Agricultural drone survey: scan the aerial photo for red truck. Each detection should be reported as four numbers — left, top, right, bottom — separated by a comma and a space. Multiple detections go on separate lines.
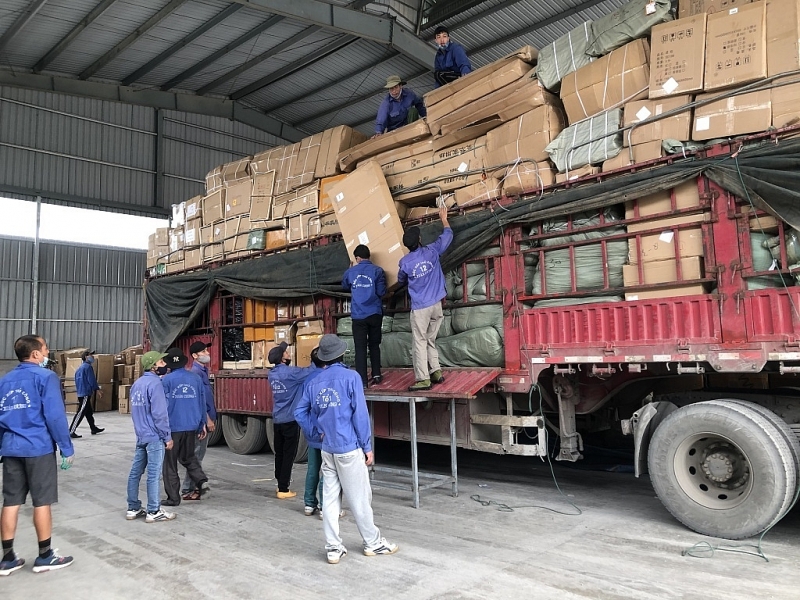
145, 128, 800, 541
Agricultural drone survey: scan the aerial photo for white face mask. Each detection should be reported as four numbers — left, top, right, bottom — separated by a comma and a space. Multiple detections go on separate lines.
196, 354, 211, 365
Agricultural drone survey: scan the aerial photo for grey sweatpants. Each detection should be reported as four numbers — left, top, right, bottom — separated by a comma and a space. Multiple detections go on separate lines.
410, 302, 444, 382
321, 448, 381, 551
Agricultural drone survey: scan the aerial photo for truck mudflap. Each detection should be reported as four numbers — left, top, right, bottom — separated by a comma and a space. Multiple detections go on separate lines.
623, 401, 678, 478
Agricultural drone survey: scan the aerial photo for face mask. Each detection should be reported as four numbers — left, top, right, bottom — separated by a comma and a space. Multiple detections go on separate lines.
155, 365, 169, 376
196, 355, 211, 365
38, 357, 50, 368
283, 359, 292, 366
86, 356, 94, 364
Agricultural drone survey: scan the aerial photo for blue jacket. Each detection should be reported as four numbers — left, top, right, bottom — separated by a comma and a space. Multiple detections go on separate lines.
162, 369, 206, 434
293, 365, 323, 450
269, 363, 315, 425
0, 363, 74, 458
190, 361, 216, 421
130, 372, 171, 444
75, 361, 100, 397
398, 227, 453, 310
295, 363, 371, 455
375, 88, 427, 134
342, 259, 387, 320
434, 41, 472, 87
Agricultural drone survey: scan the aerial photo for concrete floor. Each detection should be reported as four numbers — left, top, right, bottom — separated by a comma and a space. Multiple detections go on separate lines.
1, 413, 799, 599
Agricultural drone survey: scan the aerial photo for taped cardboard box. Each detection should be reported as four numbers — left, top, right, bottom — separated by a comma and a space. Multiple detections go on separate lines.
296, 334, 324, 367
244, 326, 275, 343
251, 341, 267, 368
623, 95, 693, 145
146, 247, 169, 269
624, 284, 707, 300
309, 212, 341, 236
454, 178, 502, 207
499, 162, 557, 196
560, 38, 651, 123
319, 174, 348, 213
184, 219, 202, 247
221, 157, 250, 182
623, 256, 704, 286
704, 2, 767, 91
202, 244, 223, 262
556, 165, 601, 183
771, 81, 800, 128
338, 120, 430, 172
154, 227, 169, 247
386, 152, 486, 204
267, 228, 288, 250
602, 151, 634, 171
317, 125, 368, 178
679, 0, 754, 17
288, 133, 323, 190
537, 22, 595, 91
185, 195, 203, 222
202, 190, 224, 226
250, 195, 272, 222
205, 165, 222, 193
274, 142, 301, 196
484, 105, 566, 169
92, 354, 115, 384
287, 212, 319, 242
767, 0, 800, 76
275, 325, 295, 345
371, 138, 437, 168
297, 319, 324, 336
184, 248, 202, 269
625, 181, 702, 218
166, 260, 184, 274
631, 140, 665, 162
649, 14, 707, 99
280, 184, 319, 217
628, 213, 707, 263
383, 137, 488, 178
224, 178, 252, 217
692, 89, 771, 140
253, 170, 275, 198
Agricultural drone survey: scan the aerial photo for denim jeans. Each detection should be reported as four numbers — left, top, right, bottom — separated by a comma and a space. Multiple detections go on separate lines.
304, 447, 324, 509
127, 440, 165, 513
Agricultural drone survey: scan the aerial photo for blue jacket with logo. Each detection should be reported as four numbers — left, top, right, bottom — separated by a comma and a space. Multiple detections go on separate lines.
0, 362, 74, 458
434, 41, 472, 87
398, 227, 453, 310
342, 259, 387, 320
375, 88, 427, 134
162, 368, 206, 434
190, 361, 216, 421
75, 361, 100, 397
269, 363, 315, 424
293, 365, 323, 449
295, 363, 371, 455
130, 371, 171, 444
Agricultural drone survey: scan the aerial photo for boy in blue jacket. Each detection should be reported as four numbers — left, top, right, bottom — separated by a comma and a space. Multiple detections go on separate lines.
0, 335, 75, 575
161, 348, 208, 505
342, 244, 387, 388
295, 334, 398, 565
69, 350, 104, 438
433, 25, 472, 87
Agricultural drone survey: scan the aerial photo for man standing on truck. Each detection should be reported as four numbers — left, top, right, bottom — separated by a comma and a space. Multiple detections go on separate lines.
69, 350, 104, 438
126, 350, 176, 523
182, 341, 216, 499
342, 244, 387, 388
374, 75, 427, 136
399, 205, 453, 391
295, 334, 398, 564
0, 335, 75, 576
433, 26, 472, 88
161, 348, 209, 506
268, 342, 314, 499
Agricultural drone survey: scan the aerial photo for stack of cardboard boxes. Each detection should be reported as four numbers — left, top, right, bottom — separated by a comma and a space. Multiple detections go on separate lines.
54, 349, 116, 414
116, 345, 143, 414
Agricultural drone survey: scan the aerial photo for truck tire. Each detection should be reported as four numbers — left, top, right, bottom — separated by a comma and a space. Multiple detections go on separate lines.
206, 418, 224, 447
221, 415, 267, 455
648, 399, 797, 539
266, 418, 309, 463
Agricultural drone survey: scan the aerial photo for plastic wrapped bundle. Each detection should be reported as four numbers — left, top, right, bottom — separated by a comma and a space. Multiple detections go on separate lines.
536, 207, 625, 246
748, 232, 787, 290
537, 22, 594, 91
532, 240, 628, 294
391, 312, 412, 333
436, 327, 504, 368
337, 317, 353, 335
545, 109, 623, 172
450, 304, 504, 337
587, 0, 673, 57
380, 332, 413, 367
532, 296, 624, 308
336, 336, 358, 367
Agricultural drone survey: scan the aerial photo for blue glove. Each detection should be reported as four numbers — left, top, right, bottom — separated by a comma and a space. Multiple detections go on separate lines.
60, 454, 74, 470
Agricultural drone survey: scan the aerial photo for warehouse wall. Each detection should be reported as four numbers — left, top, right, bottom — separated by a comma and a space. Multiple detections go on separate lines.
0, 236, 146, 360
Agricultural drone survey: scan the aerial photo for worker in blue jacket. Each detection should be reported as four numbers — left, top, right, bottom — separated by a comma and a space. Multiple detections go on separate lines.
126, 350, 176, 524
182, 341, 216, 497
295, 334, 398, 565
161, 348, 208, 505
374, 75, 427, 136
295, 348, 324, 517
433, 25, 472, 87
0, 335, 75, 576
69, 350, 104, 438
268, 342, 315, 499
398, 205, 453, 391
342, 244, 387, 388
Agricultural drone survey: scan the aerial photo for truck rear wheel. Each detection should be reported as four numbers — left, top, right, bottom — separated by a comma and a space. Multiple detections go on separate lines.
266, 418, 309, 463
221, 415, 267, 455
648, 399, 797, 539
206, 418, 224, 447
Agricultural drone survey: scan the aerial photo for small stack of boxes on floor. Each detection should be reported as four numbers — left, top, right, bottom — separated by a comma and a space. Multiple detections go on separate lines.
53, 348, 116, 414
116, 345, 143, 414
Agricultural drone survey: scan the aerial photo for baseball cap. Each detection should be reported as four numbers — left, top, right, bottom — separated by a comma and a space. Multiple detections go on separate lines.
268, 342, 288, 366
80, 350, 96, 361
165, 347, 188, 369
189, 341, 212, 355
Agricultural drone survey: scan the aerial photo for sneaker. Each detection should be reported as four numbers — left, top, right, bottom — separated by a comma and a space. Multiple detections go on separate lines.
370, 375, 383, 386
91, 428, 104, 435
146, 509, 176, 523
32, 550, 74, 573
69, 433, 82, 439
326, 547, 347, 564
304, 505, 318, 516
319, 509, 346, 520
276, 490, 297, 499
363, 538, 399, 556
125, 508, 147, 520
408, 379, 432, 391
431, 370, 445, 384
0, 555, 24, 576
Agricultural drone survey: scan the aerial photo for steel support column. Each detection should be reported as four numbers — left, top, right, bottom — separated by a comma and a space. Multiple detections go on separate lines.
31, 195, 41, 335
154, 108, 165, 209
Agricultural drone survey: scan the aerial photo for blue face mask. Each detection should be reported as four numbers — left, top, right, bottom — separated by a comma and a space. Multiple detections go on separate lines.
39, 357, 49, 368
86, 356, 94, 364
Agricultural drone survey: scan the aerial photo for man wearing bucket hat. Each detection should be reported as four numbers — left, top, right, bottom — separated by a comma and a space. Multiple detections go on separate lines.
295, 334, 398, 565
433, 25, 472, 87
125, 350, 176, 524
374, 75, 427, 136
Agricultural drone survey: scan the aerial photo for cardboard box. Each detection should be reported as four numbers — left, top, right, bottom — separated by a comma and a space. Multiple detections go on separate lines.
385, 143, 487, 200
184, 248, 202, 269
556, 165, 601, 183
296, 320, 324, 336
383, 137, 487, 177
454, 178, 503, 207
338, 120, 430, 172
205, 165, 222, 193
93, 354, 114, 384
253, 170, 275, 198
202, 190, 224, 226
628, 215, 706, 264
692, 90, 772, 140
221, 158, 250, 182
704, 2, 767, 91
649, 14, 708, 99
243, 326, 275, 343
499, 162, 557, 196
166, 261, 184, 274
560, 39, 651, 123
184, 195, 202, 222
484, 105, 565, 167
154, 227, 169, 246
624, 284, 707, 300
319, 174, 348, 214
623, 95, 694, 146
118, 395, 130, 414
623, 256, 705, 286
679, 0, 754, 18
742, 205, 781, 232
625, 181, 702, 218
314, 125, 369, 178
602, 151, 634, 171
280, 184, 319, 217
250, 195, 272, 222
274, 324, 295, 344
771, 81, 800, 128
95, 391, 112, 412
251, 341, 267, 368
296, 334, 324, 367
146, 246, 169, 269
288, 133, 323, 191
309, 212, 341, 236
224, 179, 252, 217
184, 219, 201, 247
288, 212, 319, 242
632, 140, 665, 162
65, 358, 82, 378
267, 228, 288, 250
767, 0, 800, 76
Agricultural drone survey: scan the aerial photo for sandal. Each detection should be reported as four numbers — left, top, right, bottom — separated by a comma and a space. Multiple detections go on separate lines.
182, 490, 201, 501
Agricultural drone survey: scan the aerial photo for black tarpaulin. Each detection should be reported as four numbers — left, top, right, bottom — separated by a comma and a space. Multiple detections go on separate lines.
146, 136, 800, 351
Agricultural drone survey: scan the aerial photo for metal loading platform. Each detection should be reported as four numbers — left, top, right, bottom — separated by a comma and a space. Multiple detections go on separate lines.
365, 367, 501, 508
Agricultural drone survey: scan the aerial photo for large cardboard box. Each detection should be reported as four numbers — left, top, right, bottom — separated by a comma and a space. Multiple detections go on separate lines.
692, 90, 772, 140
296, 334, 324, 367
631, 140, 665, 163
224, 179, 252, 218
319, 174, 348, 214
625, 181, 702, 218
623, 256, 705, 286
742, 205, 781, 232
205, 165, 222, 193
289, 133, 323, 190
771, 81, 800, 128
499, 162, 557, 196
623, 95, 693, 146
65, 358, 82, 378
382, 137, 487, 177
649, 15, 708, 99
202, 190, 224, 226
287, 212, 319, 242
185, 195, 202, 222
154, 227, 169, 247
387, 158, 485, 204
250, 195, 272, 222
93, 354, 114, 384
326, 161, 407, 286
267, 228, 288, 250
338, 120, 430, 172
628, 214, 707, 263
602, 151, 634, 171
252, 170, 275, 198
184, 219, 202, 248
556, 165, 600, 183
314, 125, 368, 178
251, 341, 267, 368
560, 39, 651, 123
679, 0, 755, 18
704, 2, 767, 91
166, 260, 184, 274
184, 248, 202, 269
767, 0, 800, 76
454, 178, 502, 207
221, 158, 250, 182
313, 212, 342, 236
484, 105, 565, 167
624, 284, 707, 300
280, 184, 319, 217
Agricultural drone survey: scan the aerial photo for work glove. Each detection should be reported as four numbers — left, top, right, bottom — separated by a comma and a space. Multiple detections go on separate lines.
60, 454, 74, 470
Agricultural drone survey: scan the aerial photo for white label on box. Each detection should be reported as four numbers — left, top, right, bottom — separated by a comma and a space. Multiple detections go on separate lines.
226, 204, 231, 212
646, 0, 656, 14
185, 230, 195, 244
635, 106, 652, 122
695, 116, 710, 131
338, 206, 347, 214
379, 213, 390, 225
457, 162, 468, 173
388, 242, 401, 253
358, 231, 369, 245
335, 192, 344, 202
662, 77, 679, 94
729, 7, 738, 13
346, 240, 354, 249
659, 231, 675, 243
214, 227, 221, 235
186, 204, 197, 218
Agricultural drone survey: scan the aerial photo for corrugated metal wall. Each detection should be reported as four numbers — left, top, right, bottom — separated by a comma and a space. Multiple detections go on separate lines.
0, 235, 146, 360
0, 86, 281, 217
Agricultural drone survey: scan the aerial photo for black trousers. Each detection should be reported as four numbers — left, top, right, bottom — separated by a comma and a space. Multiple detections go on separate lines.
353, 313, 383, 386
273, 421, 300, 492
163, 431, 207, 503
434, 70, 460, 87
69, 396, 97, 434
